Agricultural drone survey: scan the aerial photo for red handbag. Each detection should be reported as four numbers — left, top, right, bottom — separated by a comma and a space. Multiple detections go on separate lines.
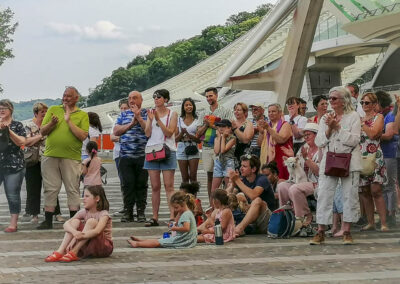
145, 110, 171, 162
324, 145, 352, 177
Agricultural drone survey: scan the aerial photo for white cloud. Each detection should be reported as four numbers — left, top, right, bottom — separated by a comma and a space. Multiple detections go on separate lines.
126, 43, 152, 55
47, 20, 125, 40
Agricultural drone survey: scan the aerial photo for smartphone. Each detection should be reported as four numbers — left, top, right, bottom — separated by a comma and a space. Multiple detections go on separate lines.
205, 207, 213, 214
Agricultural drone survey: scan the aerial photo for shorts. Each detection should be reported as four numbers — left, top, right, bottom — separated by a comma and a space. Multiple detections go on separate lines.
77, 222, 113, 258
144, 151, 177, 171
254, 206, 271, 234
213, 158, 235, 178
201, 147, 215, 173
176, 142, 200, 160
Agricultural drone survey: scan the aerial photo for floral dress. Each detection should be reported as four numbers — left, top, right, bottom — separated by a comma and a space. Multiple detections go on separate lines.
359, 115, 386, 186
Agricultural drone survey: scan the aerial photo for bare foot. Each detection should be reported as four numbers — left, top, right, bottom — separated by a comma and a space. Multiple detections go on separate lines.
130, 236, 141, 241
127, 239, 139, 248
333, 230, 344, 237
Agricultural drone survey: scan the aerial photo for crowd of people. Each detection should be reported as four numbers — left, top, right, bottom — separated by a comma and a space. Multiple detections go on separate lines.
1, 83, 400, 262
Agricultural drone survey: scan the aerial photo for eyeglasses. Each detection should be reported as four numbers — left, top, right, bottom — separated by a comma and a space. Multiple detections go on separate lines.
153, 94, 163, 99
0, 107, 10, 111
328, 97, 340, 101
360, 101, 372, 106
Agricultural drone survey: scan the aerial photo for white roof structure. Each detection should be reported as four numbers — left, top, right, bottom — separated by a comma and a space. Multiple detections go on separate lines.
85, 0, 400, 132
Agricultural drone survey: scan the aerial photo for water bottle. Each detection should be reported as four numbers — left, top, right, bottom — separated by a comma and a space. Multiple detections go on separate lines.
214, 218, 224, 245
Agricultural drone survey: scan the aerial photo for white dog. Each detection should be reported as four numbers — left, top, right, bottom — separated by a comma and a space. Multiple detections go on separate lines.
283, 156, 308, 184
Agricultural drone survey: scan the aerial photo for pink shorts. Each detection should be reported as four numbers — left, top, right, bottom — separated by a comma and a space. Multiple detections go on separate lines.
77, 222, 113, 258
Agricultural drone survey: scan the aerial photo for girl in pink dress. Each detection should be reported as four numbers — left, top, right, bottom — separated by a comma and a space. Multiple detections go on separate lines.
44, 186, 113, 262
197, 189, 235, 243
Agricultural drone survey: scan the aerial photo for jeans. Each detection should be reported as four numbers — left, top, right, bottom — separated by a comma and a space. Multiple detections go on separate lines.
25, 162, 42, 215
119, 156, 148, 213
0, 169, 25, 214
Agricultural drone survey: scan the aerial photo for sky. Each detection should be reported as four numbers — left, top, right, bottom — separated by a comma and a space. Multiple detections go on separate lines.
0, 0, 274, 102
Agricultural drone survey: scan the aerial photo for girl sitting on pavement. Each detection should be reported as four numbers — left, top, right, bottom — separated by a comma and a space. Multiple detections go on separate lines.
82, 141, 102, 189
180, 182, 204, 225
44, 185, 113, 262
128, 191, 197, 248
197, 189, 235, 243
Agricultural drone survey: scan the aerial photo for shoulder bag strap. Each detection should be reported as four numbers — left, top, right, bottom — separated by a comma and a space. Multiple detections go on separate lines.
164, 109, 171, 142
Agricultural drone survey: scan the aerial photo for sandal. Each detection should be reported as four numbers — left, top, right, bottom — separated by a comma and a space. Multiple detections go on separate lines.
45, 251, 63, 262
59, 251, 79, 262
144, 218, 159, 227
360, 224, 376, 231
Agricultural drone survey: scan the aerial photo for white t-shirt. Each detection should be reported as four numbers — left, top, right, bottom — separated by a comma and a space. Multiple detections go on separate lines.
178, 117, 200, 136
111, 124, 120, 160
146, 109, 177, 151
82, 126, 101, 156
284, 114, 307, 144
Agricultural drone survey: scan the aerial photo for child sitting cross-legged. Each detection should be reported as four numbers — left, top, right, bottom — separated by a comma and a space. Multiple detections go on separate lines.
128, 191, 197, 248
44, 186, 113, 262
197, 189, 235, 243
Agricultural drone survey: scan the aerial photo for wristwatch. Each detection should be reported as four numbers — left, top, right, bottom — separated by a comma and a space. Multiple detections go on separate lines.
289, 120, 295, 125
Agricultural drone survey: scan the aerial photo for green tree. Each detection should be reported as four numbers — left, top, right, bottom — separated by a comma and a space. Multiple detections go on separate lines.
0, 7, 18, 93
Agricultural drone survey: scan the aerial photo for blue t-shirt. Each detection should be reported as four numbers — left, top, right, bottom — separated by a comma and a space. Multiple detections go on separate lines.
381, 112, 399, 158
116, 109, 148, 158
240, 174, 277, 211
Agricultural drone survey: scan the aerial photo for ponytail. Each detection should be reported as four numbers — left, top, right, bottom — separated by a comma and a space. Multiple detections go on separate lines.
170, 191, 195, 211
86, 141, 98, 160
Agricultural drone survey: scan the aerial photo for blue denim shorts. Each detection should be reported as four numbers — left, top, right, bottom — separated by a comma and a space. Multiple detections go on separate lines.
176, 142, 200, 161
144, 151, 177, 171
213, 158, 235, 178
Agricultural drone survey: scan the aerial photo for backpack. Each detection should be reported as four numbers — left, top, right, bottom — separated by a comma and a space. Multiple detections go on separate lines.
267, 204, 298, 238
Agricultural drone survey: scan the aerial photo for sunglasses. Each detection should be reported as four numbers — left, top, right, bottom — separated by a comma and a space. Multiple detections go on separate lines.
360, 101, 372, 106
153, 94, 163, 99
328, 96, 340, 101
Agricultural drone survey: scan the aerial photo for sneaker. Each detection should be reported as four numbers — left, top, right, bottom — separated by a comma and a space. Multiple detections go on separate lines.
137, 212, 146, 223
21, 214, 32, 222
37, 221, 53, 230
309, 231, 325, 245
121, 212, 134, 223
54, 215, 66, 223
343, 231, 353, 245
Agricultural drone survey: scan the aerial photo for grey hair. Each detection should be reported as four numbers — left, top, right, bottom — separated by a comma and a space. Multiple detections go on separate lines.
267, 103, 282, 112
65, 86, 81, 97
329, 86, 354, 114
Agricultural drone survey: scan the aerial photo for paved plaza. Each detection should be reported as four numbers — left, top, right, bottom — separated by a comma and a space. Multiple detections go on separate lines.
1, 162, 400, 283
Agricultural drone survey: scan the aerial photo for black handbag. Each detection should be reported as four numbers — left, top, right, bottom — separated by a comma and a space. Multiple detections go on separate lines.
184, 141, 198, 156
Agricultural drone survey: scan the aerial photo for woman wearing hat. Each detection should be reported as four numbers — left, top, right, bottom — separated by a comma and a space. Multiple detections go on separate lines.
277, 123, 321, 227
0, 99, 27, 232
211, 119, 236, 200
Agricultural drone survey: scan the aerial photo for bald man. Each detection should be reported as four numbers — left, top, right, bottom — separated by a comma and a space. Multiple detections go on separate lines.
114, 91, 148, 222
38, 86, 89, 229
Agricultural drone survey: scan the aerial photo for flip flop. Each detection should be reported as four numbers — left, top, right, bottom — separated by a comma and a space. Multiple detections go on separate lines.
59, 251, 79, 262
144, 218, 159, 227
45, 251, 63, 262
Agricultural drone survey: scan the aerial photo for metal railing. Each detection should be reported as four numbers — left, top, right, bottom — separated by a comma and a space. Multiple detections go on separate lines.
354, 2, 400, 20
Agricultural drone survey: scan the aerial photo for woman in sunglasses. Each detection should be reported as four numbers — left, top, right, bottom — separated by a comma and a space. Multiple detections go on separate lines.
358, 92, 388, 232
144, 89, 178, 227
310, 86, 361, 245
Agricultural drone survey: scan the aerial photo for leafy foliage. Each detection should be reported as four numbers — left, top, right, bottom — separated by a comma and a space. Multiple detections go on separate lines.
0, 7, 18, 93
12, 98, 62, 121
87, 4, 272, 106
